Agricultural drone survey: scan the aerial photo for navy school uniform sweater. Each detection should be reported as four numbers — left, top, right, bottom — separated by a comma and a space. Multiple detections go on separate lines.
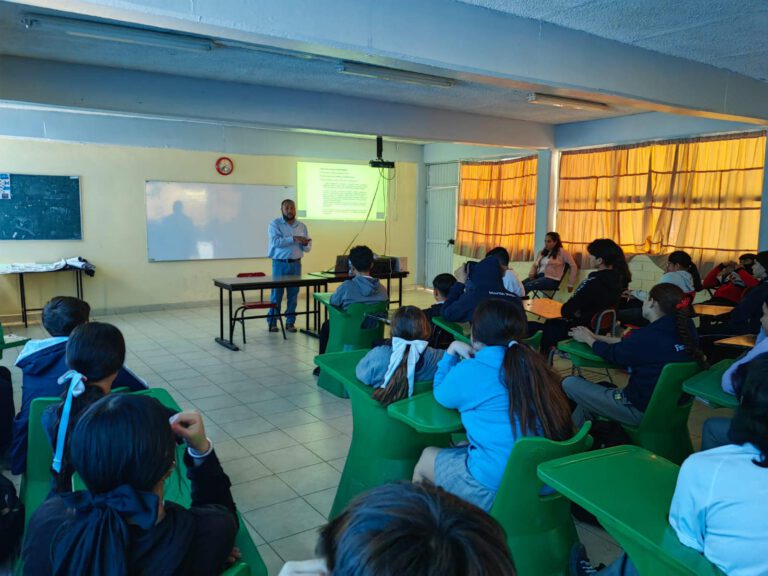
727, 280, 768, 335
10, 338, 147, 475
561, 268, 624, 327
440, 257, 523, 323
591, 314, 698, 411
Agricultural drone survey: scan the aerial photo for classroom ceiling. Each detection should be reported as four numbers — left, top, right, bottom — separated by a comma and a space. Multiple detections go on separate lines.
0, 1, 644, 126
458, 0, 768, 82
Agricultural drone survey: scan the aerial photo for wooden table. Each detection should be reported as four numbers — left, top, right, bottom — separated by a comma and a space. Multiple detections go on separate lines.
213, 274, 328, 350
538, 445, 724, 576
693, 304, 734, 317
714, 334, 756, 349
524, 298, 563, 319
387, 392, 464, 434
682, 359, 738, 409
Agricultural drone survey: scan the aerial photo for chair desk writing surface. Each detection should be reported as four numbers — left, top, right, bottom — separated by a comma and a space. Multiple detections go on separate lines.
682, 359, 738, 410
0, 322, 29, 360
714, 334, 756, 349
431, 316, 471, 345
556, 338, 614, 365
693, 304, 734, 317
387, 392, 464, 434
524, 298, 563, 320
537, 446, 724, 576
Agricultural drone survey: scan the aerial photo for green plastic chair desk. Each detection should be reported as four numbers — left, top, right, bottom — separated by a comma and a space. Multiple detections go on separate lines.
0, 322, 30, 360
431, 317, 471, 344
313, 292, 389, 398
537, 446, 724, 576
387, 392, 464, 434
556, 338, 617, 381
622, 361, 701, 465
490, 423, 593, 576
314, 350, 453, 519
682, 359, 738, 410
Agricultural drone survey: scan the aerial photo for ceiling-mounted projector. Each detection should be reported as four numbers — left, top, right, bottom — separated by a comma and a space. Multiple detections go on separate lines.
370, 136, 395, 169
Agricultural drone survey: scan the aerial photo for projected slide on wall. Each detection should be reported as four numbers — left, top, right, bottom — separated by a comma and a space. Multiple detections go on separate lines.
297, 162, 387, 221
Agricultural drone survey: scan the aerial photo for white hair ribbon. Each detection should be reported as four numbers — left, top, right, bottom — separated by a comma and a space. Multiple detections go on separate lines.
52, 370, 88, 473
379, 337, 429, 398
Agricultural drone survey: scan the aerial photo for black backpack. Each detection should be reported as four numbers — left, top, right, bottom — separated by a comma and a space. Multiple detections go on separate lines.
0, 474, 24, 561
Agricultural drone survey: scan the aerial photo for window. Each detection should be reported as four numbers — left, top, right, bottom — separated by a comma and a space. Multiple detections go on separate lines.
456, 156, 538, 261
556, 131, 765, 268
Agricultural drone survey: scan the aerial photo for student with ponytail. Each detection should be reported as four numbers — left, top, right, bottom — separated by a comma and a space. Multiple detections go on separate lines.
356, 306, 444, 406
41, 322, 129, 493
412, 298, 573, 511
23, 394, 238, 575
564, 283, 706, 427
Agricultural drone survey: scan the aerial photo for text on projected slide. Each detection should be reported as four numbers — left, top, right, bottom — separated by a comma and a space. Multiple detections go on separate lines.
297, 162, 386, 221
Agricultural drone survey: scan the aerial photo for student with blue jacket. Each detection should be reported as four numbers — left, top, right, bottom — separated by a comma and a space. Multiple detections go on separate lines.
412, 298, 573, 511
9, 296, 146, 475
563, 283, 706, 427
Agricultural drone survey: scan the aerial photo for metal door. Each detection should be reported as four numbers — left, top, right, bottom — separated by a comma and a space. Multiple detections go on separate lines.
425, 163, 458, 285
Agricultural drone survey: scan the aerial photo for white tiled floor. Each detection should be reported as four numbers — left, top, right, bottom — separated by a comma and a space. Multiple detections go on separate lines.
1, 287, 732, 574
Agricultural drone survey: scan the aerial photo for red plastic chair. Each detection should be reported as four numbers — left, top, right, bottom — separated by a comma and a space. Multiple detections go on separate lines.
233, 272, 286, 342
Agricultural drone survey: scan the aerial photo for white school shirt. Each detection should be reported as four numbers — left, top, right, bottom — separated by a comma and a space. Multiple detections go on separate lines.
503, 270, 525, 297
669, 443, 768, 576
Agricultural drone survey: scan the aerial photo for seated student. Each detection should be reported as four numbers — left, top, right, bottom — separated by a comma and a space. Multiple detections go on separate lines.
441, 256, 523, 323
412, 298, 573, 511
455, 248, 525, 297
315, 246, 388, 365
278, 481, 516, 576
572, 353, 768, 576
702, 253, 758, 305
530, 238, 629, 353
524, 231, 578, 294
23, 394, 238, 575
355, 306, 444, 405
718, 251, 768, 335
42, 322, 131, 493
424, 273, 457, 349
563, 283, 705, 428
10, 296, 146, 475
618, 250, 702, 327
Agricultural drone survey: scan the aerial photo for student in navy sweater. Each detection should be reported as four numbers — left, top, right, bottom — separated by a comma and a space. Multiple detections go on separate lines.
412, 298, 573, 511
563, 283, 706, 427
531, 238, 629, 353
440, 256, 522, 323
424, 273, 457, 349
23, 394, 238, 576
9, 296, 146, 475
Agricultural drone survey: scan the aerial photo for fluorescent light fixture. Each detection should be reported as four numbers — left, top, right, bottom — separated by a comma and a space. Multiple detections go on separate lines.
338, 62, 455, 88
527, 92, 607, 112
22, 14, 214, 52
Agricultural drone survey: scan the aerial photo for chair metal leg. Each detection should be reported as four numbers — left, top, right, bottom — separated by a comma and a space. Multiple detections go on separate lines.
241, 309, 247, 344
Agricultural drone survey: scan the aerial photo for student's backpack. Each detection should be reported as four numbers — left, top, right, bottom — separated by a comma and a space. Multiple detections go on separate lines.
0, 474, 24, 561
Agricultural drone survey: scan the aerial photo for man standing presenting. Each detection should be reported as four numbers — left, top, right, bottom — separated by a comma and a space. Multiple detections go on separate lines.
267, 199, 311, 333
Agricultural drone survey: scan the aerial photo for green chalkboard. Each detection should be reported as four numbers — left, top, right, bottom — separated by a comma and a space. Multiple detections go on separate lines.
0, 173, 82, 240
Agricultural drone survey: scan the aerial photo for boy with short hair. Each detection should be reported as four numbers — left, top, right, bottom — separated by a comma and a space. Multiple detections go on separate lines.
424, 273, 457, 322
9, 296, 146, 474
315, 246, 388, 372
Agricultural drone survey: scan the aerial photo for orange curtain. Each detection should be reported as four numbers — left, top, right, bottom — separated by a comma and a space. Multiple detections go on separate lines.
456, 156, 537, 261
557, 131, 765, 269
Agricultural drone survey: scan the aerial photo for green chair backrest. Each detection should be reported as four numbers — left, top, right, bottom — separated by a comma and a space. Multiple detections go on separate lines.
490, 422, 593, 576
315, 350, 450, 519
622, 361, 701, 465
326, 300, 389, 354
21, 397, 59, 530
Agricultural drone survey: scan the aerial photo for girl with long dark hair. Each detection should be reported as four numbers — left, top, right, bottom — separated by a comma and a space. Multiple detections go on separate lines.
564, 283, 706, 427
412, 299, 573, 511
523, 231, 578, 294
355, 306, 444, 406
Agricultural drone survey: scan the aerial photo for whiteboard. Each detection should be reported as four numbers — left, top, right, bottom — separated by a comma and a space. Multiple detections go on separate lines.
145, 181, 295, 262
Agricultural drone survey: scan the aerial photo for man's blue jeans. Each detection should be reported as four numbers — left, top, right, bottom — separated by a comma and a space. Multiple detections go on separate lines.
269, 259, 301, 327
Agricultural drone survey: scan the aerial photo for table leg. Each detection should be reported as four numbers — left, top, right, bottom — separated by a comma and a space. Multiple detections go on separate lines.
75, 270, 83, 299
215, 286, 240, 351
398, 276, 403, 306
300, 282, 322, 339
19, 273, 27, 327
305, 285, 310, 332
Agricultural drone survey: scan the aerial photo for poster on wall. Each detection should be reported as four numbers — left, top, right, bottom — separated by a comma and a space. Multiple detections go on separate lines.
0, 173, 82, 240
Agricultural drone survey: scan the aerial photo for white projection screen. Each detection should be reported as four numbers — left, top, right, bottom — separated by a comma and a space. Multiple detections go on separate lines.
146, 181, 295, 262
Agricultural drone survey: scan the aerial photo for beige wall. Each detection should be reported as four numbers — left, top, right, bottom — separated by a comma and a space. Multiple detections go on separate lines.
0, 138, 419, 319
